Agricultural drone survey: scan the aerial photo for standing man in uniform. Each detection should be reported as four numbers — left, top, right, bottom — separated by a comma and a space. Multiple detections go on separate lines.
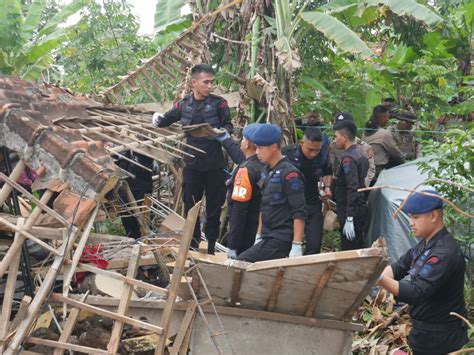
333, 120, 369, 250
237, 124, 307, 262
283, 127, 332, 255
215, 124, 267, 259
377, 190, 468, 354
389, 112, 422, 161
329, 112, 375, 188
152, 64, 232, 254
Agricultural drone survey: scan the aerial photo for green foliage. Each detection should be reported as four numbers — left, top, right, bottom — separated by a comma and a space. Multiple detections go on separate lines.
418, 127, 474, 255
154, 0, 187, 33
57, 0, 156, 94
0, 0, 89, 80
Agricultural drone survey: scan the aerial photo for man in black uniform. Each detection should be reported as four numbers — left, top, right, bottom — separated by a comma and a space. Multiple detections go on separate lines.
216, 124, 267, 258
237, 124, 307, 262
378, 189, 468, 354
333, 120, 368, 250
153, 64, 233, 254
282, 127, 332, 255
116, 151, 153, 239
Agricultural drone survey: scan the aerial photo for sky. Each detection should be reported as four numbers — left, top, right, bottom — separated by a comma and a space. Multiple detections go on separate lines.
63, 0, 159, 36
128, 0, 157, 35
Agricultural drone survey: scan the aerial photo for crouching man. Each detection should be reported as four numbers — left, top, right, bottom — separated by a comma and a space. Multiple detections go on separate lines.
377, 189, 468, 355
237, 124, 306, 262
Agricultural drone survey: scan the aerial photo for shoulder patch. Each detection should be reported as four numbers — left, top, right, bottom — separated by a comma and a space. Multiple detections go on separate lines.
285, 172, 299, 181
426, 256, 440, 265
174, 101, 180, 109
218, 100, 229, 109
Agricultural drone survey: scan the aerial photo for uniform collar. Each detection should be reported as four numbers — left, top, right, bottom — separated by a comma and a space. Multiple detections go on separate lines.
423, 226, 449, 249
271, 156, 289, 171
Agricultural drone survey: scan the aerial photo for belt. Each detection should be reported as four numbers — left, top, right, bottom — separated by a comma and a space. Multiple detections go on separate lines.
412, 318, 465, 331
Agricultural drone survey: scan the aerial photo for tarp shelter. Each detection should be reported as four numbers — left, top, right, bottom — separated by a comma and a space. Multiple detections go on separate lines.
365, 158, 432, 262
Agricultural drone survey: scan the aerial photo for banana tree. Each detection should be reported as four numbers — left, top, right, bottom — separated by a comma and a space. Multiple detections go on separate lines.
0, 0, 89, 81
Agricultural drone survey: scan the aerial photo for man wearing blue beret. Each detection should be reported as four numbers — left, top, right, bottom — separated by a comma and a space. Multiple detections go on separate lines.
237, 124, 307, 262
215, 124, 267, 259
377, 189, 468, 354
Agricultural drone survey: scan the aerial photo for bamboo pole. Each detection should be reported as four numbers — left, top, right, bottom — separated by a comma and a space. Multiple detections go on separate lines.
155, 201, 202, 354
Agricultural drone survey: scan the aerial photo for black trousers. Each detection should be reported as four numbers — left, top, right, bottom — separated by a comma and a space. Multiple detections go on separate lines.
120, 184, 151, 239
409, 326, 468, 354
304, 202, 324, 255
237, 237, 291, 262
183, 167, 227, 248
337, 204, 367, 251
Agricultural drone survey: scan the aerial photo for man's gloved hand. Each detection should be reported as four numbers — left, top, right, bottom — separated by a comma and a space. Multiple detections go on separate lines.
289, 242, 303, 257
343, 217, 356, 241
227, 248, 238, 259
152, 112, 163, 127
214, 128, 230, 142
254, 233, 262, 245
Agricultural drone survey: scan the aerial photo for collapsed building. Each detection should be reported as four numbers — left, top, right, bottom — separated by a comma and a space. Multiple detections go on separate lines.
0, 2, 390, 353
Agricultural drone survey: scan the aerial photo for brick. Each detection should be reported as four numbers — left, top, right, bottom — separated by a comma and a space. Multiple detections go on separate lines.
53, 189, 97, 227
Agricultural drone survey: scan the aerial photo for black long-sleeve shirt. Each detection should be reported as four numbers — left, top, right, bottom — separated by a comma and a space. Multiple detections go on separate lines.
391, 227, 466, 324
334, 144, 368, 217
156, 94, 232, 171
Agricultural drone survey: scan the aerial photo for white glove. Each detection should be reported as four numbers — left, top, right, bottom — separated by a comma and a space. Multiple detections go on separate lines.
343, 217, 356, 241
289, 242, 303, 257
254, 233, 262, 245
227, 248, 238, 259
215, 129, 230, 142
152, 112, 163, 127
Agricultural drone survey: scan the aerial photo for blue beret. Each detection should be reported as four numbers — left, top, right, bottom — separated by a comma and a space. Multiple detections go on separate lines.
402, 189, 444, 214
246, 123, 281, 146
242, 123, 259, 141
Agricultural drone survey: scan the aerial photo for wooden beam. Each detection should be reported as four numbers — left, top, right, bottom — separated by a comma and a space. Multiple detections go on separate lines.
4, 209, 91, 354
73, 261, 168, 295
265, 268, 285, 312
0, 190, 56, 278
230, 269, 243, 305
62, 205, 99, 299
53, 293, 89, 355
304, 262, 336, 317
8, 295, 32, 333
155, 201, 202, 354
0, 219, 24, 352
343, 258, 388, 321
50, 293, 163, 334
107, 245, 141, 354
0, 160, 25, 206
25, 337, 109, 355
168, 303, 196, 355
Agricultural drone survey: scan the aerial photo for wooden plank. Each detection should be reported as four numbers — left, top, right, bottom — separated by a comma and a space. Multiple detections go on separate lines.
61, 295, 364, 332
265, 268, 285, 312
62, 205, 99, 298
53, 293, 89, 355
141, 68, 165, 97
9, 295, 32, 333
155, 201, 202, 354
168, 303, 196, 355
25, 337, 109, 355
73, 261, 168, 296
0, 161, 25, 206
4, 217, 85, 354
209, 305, 364, 332
246, 247, 385, 272
134, 73, 159, 102
50, 293, 163, 334
0, 219, 24, 352
304, 262, 336, 317
107, 245, 141, 354
343, 258, 388, 321
230, 269, 243, 305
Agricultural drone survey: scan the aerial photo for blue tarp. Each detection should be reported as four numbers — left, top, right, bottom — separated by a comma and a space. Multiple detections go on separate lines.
365, 158, 432, 262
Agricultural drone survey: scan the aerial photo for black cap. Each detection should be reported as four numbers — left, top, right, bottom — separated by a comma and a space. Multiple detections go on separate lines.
334, 112, 354, 124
